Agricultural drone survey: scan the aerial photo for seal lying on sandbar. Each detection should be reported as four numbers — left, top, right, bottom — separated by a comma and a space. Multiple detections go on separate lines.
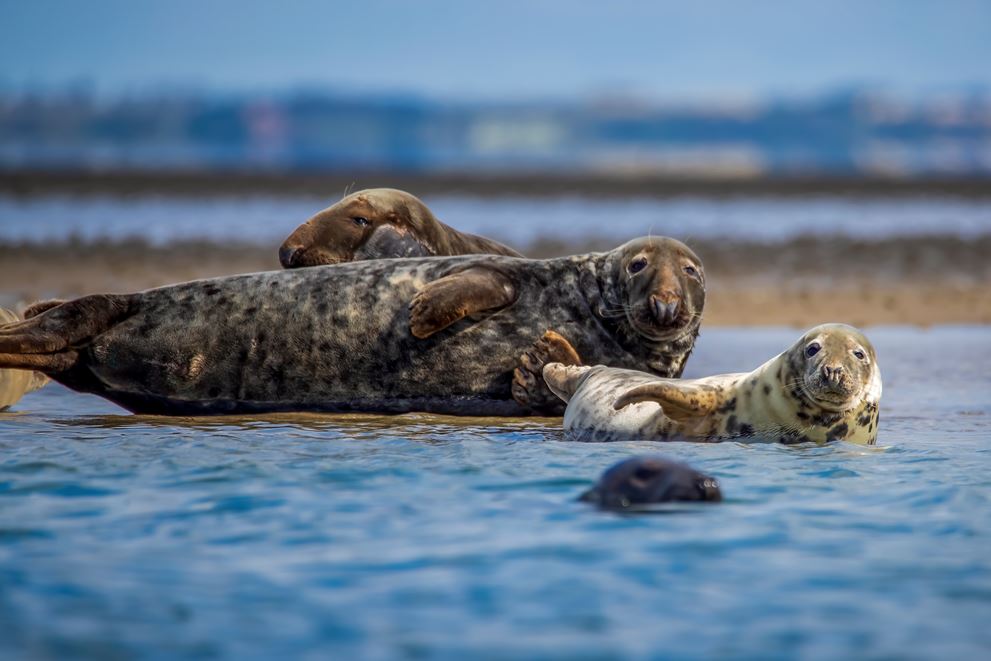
0, 308, 47, 411
580, 455, 722, 509
534, 324, 881, 444
0, 237, 705, 416
279, 188, 521, 268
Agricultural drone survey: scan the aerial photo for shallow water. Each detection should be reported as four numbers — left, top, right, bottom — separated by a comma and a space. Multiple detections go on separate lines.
1, 194, 989, 245
1, 326, 989, 659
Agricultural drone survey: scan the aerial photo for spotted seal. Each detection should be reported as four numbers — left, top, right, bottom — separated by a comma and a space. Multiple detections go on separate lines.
536, 324, 881, 444
580, 455, 723, 509
0, 237, 705, 416
0, 308, 47, 411
279, 188, 521, 268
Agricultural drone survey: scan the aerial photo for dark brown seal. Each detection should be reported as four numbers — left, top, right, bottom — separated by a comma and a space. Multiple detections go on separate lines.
279, 188, 521, 268
0, 237, 705, 416
580, 456, 722, 509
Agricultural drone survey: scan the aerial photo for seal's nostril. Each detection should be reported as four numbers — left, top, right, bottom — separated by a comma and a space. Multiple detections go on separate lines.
279, 246, 301, 268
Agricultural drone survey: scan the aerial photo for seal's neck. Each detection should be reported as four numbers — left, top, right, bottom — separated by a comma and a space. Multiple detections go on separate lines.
577, 256, 698, 378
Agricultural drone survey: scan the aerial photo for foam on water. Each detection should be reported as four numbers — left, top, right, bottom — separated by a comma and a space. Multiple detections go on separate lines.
0, 327, 989, 658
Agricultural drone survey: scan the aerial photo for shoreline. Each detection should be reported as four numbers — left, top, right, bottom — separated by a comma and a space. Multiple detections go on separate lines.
4, 169, 991, 199
2, 235, 988, 327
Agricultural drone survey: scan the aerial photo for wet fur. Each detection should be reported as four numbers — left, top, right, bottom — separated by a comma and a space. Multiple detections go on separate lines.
0, 238, 703, 416
543, 324, 882, 444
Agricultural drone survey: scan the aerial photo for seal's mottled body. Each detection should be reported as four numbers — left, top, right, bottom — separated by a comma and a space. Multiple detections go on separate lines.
543, 324, 882, 444
0, 238, 704, 416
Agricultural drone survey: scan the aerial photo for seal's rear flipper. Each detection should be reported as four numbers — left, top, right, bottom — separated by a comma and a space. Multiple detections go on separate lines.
612, 381, 718, 423
541, 363, 591, 403
511, 330, 582, 412
0, 294, 131, 372
408, 266, 517, 339
24, 299, 66, 319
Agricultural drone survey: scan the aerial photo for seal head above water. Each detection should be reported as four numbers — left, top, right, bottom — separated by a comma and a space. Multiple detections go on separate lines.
279, 188, 521, 268
580, 455, 722, 509
537, 323, 881, 444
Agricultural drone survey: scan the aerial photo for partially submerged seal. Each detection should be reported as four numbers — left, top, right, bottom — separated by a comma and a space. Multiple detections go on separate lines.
0, 237, 705, 416
0, 308, 47, 411
279, 188, 521, 268
538, 324, 882, 444
580, 455, 722, 509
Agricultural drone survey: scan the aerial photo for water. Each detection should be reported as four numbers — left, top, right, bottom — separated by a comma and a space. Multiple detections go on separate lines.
1, 326, 989, 659
1, 194, 990, 245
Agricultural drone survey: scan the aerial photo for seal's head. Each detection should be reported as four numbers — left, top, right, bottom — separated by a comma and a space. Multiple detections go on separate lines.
280, 188, 439, 268
580, 455, 722, 509
790, 323, 881, 412
604, 237, 705, 342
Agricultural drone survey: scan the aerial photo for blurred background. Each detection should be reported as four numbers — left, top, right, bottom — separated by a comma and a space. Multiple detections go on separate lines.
1, 0, 989, 325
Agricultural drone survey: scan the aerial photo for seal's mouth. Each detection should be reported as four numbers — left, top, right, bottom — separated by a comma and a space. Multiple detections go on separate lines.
628, 300, 696, 340
283, 249, 346, 268
801, 376, 860, 411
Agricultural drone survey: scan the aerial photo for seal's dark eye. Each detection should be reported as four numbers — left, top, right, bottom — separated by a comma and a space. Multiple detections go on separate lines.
805, 343, 821, 358
684, 265, 699, 278
853, 349, 866, 360
352, 216, 370, 227
628, 257, 648, 274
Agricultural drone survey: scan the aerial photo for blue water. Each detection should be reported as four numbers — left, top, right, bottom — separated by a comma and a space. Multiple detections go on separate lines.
1, 326, 989, 659
1, 194, 989, 245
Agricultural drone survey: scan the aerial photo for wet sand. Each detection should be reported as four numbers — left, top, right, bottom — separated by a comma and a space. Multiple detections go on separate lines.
2, 235, 988, 327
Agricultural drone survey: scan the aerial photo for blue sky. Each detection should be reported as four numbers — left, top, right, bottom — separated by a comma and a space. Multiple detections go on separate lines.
2, 0, 989, 100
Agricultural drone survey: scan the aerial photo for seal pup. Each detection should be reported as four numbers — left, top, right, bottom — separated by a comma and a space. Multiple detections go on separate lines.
279, 188, 521, 268
580, 455, 722, 509
537, 324, 881, 444
0, 308, 47, 411
0, 237, 705, 416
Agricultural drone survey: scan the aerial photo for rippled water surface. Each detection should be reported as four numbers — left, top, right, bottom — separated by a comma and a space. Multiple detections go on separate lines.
1, 327, 989, 659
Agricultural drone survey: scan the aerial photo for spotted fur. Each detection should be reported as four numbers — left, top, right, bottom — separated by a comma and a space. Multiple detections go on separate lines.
0, 237, 704, 416
543, 324, 882, 445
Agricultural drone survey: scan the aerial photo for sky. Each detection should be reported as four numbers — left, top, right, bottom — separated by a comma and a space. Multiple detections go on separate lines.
1, 0, 990, 101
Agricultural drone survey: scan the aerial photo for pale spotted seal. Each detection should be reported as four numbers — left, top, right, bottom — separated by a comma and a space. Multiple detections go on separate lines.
279, 188, 521, 268
0, 308, 47, 411
535, 324, 881, 444
580, 455, 723, 509
0, 237, 705, 416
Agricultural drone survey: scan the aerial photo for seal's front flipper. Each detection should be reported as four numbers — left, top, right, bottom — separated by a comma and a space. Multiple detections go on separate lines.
0, 294, 131, 368
409, 267, 517, 339
512, 330, 582, 413
612, 381, 719, 424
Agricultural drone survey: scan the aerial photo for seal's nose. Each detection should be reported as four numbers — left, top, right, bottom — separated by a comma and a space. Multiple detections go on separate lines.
650, 293, 681, 325
821, 365, 844, 384
279, 245, 302, 268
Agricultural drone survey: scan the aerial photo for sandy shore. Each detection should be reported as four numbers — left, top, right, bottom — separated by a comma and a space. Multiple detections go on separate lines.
2, 235, 988, 327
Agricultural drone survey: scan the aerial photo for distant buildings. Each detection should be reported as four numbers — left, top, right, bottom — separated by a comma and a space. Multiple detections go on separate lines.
1, 89, 988, 176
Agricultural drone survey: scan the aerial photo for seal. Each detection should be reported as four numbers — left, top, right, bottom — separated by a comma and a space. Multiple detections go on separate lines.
536, 323, 881, 444
279, 188, 522, 268
0, 236, 705, 416
0, 308, 48, 411
580, 455, 722, 509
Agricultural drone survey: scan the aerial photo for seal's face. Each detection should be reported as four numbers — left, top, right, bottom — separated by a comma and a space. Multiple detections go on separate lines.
794, 324, 879, 412
579, 455, 722, 508
279, 189, 432, 268
612, 238, 705, 341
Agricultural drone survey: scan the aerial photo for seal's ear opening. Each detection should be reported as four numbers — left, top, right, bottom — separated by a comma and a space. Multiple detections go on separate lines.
612, 382, 716, 423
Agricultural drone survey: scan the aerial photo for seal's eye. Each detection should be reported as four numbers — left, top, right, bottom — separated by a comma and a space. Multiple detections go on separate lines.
352, 216, 370, 227
805, 343, 821, 358
628, 257, 648, 274
853, 349, 866, 360
684, 265, 700, 279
